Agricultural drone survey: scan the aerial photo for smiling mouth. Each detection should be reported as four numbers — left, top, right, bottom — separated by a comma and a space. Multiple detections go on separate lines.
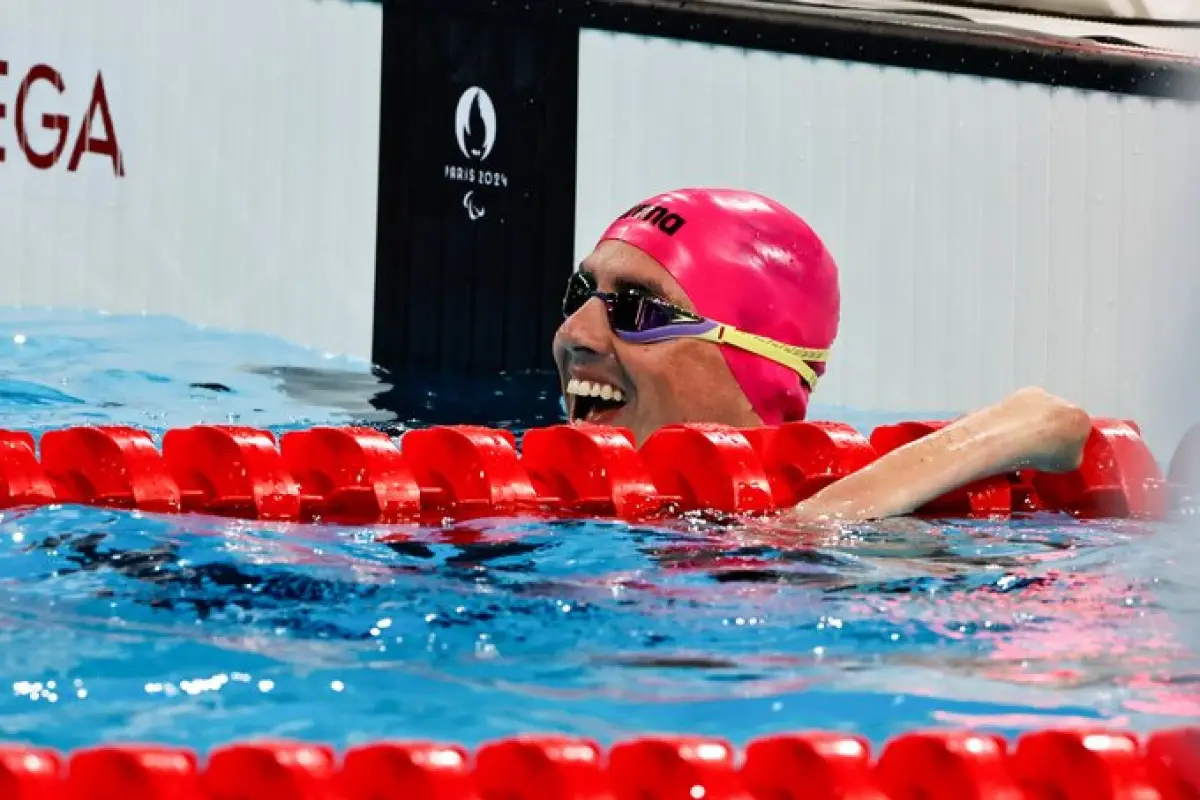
567, 378, 628, 422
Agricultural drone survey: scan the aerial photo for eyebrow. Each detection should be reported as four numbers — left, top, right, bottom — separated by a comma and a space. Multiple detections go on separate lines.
577, 262, 670, 300
578, 263, 667, 298
613, 275, 668, 298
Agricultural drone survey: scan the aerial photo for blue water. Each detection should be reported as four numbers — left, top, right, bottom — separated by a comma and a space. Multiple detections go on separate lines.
0, 309, 1197, 754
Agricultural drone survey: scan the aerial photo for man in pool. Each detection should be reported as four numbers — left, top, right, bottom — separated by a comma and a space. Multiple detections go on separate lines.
553, 188, 1092, 523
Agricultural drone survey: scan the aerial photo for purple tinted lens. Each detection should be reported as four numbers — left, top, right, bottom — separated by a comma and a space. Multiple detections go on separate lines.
607, 291, 692, 332
608, 291, 670, 332
634, 298, 677, 331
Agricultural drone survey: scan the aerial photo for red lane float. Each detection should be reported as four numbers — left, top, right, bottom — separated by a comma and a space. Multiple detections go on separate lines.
1032, 418, 1167, 520
1, 727, 1196, 798
203, 741, 338, 800
162, 426, 302, 521
474, 736, 606, 799
638, 425, 774, 514
0, 430, 55, 509
1010, 469, 1046, 513
279, 427, 421, 523
1146, 727, 1200, 799
521, 424, 661, 519
0, 414, 1174, 521
607, 736, 742, 799
0, 746, 61, 800
400, 426, 539, 514
1011, 729, 1160, 799
740, 732, 881, 799
874, 731, 1016, 799
66, 745, 201, 800
341, 742, 475, 800
40, 426, 181, 513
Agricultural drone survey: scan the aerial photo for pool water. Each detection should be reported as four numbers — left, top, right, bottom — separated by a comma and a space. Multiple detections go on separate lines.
0, 308, 1197, 753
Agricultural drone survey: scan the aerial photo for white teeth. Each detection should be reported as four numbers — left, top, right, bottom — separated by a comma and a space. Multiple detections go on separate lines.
566, 378, 626, 403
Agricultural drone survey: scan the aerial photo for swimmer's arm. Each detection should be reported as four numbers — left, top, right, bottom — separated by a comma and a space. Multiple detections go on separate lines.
786, 386, 1092, 523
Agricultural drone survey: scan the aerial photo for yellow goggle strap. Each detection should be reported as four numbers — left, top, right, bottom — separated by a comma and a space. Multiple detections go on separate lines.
692, 324, 828, 390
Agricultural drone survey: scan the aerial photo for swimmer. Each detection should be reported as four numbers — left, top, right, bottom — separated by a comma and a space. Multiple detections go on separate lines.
553, 188, 1092, 523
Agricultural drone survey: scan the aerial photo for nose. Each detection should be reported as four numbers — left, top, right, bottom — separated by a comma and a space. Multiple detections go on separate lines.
555, 296, 612, 361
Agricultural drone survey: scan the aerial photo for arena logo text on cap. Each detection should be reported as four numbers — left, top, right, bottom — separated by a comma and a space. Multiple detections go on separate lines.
617, 204, 687, 236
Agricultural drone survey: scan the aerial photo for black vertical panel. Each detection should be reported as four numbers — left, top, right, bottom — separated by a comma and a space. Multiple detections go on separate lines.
371, 4, 414, 375
372, 0, 580, 381
407, 217, 444, 368
537, 29, 581, 368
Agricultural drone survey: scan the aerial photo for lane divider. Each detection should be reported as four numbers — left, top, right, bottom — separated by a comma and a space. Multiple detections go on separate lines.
0, 727, 1195, 798
0, 417, 1177, 523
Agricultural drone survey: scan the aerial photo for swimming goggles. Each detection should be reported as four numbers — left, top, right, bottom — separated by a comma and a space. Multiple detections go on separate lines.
561, 270, 829, 390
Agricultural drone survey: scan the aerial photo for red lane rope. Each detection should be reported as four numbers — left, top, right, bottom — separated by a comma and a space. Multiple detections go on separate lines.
0, 728, 1196, 798
0, 417, 1176, 523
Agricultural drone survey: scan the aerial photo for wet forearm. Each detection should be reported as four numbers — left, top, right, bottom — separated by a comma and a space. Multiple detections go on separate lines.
790, 387, 1091, 522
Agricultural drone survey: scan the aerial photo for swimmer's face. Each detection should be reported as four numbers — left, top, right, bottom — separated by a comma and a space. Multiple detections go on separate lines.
553, 240, 761, 445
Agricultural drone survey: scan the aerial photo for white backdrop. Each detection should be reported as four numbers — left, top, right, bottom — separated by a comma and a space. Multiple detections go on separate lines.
575, 29, 1200, 458
0, 0, 382, 359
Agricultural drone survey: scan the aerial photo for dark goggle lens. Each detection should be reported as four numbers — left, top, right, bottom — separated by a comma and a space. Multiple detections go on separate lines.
562, 272, 692, 333
562, 272, 594, 317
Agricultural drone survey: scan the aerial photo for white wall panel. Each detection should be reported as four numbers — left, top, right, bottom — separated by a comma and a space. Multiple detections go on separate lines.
575, 29, 1200, 458
0, 0, 382, 360
811, 0, 1200, 52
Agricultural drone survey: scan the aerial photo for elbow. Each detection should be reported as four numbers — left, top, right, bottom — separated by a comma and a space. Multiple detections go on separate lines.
1050, 401, 1092, 471
1010, 386, 1092, 471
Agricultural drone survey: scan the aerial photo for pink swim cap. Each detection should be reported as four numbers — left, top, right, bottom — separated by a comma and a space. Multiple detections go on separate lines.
598, 188, 840, 424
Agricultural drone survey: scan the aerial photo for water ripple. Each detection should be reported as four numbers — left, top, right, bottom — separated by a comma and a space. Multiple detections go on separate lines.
0, 309, 1196, 752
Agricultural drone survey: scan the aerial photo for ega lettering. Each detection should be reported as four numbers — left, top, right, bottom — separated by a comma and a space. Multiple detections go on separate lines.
0, 60, 125, 176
